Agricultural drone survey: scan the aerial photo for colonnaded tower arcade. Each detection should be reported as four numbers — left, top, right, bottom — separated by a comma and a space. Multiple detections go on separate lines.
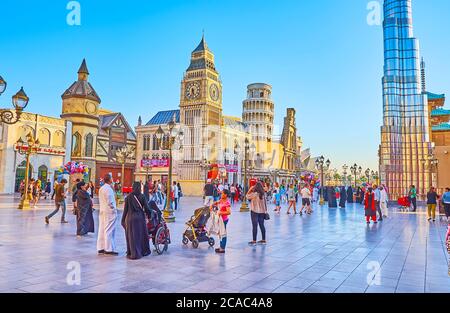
242, 83, 274, 168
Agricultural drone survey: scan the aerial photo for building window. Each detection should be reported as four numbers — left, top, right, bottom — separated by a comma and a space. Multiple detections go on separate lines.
53, 130, 65, 147
72, 132, 82, 157
143, 135, 151, 151
38, 128, 51, 146
85, 133, 94, 157
38, 165, 48, 188
152, 134, 159, 150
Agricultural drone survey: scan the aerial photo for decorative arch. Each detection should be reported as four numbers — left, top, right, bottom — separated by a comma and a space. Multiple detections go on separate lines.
17, 125, 34, 142
85, 133, 94, 157
38, 128, 51, 146
53, 130, 65, 147
72, 132, 82, 157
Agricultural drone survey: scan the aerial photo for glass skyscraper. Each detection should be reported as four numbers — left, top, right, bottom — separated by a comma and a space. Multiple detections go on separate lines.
380, 0, 432, 200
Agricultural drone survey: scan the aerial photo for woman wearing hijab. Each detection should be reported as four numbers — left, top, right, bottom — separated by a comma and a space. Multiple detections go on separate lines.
346, 185, 354, 203
364, 187, 377, 224
121, 182, 152, 260
75, 181, 95, 237
339, 186, 347, 208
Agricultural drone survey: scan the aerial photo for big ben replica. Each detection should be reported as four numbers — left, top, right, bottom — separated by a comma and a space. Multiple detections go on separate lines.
61, 59, 101, 182
179, 35, 223, 195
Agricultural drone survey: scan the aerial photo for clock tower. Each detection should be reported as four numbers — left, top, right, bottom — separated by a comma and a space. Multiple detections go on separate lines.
61, 59, 101, 181
179, 35, 223, 193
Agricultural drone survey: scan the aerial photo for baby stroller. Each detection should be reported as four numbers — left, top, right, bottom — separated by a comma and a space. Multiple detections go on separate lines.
147, 206, 171, 255
182, 206, 215, 249
398, 196, 411, 212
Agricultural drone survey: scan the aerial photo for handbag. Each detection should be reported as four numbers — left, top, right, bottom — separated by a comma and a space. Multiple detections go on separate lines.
263, 197, 270, 220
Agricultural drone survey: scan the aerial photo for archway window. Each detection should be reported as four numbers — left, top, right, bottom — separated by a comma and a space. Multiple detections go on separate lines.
38, 128, 51, 146
53, 130, 65, 147
18, 126, 34, 142
152, 134, 159, 150
38, 165, 48, 188
85, 133, 94, 157
72, 132, 82, 157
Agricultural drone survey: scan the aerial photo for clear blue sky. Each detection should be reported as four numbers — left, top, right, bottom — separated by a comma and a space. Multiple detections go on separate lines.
1, 0, 450, 171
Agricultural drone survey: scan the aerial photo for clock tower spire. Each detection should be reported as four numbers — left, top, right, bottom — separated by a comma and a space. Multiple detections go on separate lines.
179, 35, 223, 194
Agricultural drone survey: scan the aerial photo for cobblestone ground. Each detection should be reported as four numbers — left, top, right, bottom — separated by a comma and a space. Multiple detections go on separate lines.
0, 194, 449, 293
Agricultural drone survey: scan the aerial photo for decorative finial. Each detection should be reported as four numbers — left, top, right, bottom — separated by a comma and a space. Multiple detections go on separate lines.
138, 115, 142, 126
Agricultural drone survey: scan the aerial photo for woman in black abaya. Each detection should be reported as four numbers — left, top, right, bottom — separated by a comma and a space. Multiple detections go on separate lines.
339, 186, 347, 208
75, 182, 95, 237
122, 182, 152, 260
346, 186, 354, 203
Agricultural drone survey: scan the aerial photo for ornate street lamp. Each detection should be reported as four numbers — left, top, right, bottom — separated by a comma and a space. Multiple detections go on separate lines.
155, 114, 184, 222
1, 76, 30, 124
200, 158, 211, 184
16, 133, 40, 210
142, 153, 153, 182
342, 164, 348, 185
315, 156, 331, 205
365, 168, 371, 183
240, 137, 250, 212
350, 164, 362, 188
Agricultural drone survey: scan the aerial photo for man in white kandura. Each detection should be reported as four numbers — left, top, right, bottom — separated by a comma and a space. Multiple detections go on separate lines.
97, 174, 119, 256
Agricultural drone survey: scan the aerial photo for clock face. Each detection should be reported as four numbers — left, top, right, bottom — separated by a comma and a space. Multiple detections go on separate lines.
209, 83, 220, 101
185, 82, 200, 100
85, 101, 97, 114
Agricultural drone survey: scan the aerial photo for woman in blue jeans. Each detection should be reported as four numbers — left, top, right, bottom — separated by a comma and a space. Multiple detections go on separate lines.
247, 182, 268, 245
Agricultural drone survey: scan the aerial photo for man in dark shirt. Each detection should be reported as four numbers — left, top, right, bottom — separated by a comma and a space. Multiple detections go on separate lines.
204, 179, 215, 206
426, 187, 439, 222
45, 179, 68, 224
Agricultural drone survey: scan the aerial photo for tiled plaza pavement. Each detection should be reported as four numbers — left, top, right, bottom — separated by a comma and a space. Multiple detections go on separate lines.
0, 194, 449, 293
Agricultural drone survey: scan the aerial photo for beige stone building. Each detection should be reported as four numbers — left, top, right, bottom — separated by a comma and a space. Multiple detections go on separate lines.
0, 113, 71, 193
61, 60, 136, 188
134, 36, 303, 195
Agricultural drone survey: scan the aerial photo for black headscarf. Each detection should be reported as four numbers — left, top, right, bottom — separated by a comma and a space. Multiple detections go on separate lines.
132, 182, 141, 196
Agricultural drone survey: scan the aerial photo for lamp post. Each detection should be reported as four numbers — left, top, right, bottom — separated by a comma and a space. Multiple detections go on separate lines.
315, 156, 331, 206
116, 146, 133, 188
142, 153, 153, 182
371, 170, 379, 185
240, 138, 250, 212
200, 158, 211, 184
155, 114, 184, 222
365, 168, 371, 184
16, 133, 40, 210
342, 164, 348, 186
350, 164, 362, 188
0, 75, 30, 124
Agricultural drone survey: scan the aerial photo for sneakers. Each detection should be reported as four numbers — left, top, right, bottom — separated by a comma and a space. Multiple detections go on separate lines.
215, 248, 225, 254
104, 251, 119, 256
248, 241, 257, 246
45, 216, 49, 224
257, 240, 267, 245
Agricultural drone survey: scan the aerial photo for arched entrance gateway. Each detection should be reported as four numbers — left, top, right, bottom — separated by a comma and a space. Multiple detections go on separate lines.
38, 165, 48, 188
15, 161, 33, 192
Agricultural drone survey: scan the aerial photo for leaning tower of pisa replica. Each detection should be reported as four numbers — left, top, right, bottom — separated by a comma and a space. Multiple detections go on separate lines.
242, 83, 274, 169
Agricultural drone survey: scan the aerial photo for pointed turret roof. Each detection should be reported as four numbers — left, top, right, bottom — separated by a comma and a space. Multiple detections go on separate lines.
193, 35, 209, 53
61, 59, 101, 103
78, 59, 89, 75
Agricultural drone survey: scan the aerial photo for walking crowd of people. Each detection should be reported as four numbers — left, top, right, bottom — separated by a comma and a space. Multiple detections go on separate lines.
29, 172, 450, 260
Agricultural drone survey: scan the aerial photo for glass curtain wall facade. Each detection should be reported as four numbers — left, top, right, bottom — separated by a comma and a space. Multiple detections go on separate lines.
380, 0, 432, 200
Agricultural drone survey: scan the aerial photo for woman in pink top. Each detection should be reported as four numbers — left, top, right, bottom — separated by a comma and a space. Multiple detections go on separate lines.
212, 190, 231, 254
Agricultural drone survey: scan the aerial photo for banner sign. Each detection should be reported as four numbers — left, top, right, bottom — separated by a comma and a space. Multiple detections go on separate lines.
141, 158, 170, 168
